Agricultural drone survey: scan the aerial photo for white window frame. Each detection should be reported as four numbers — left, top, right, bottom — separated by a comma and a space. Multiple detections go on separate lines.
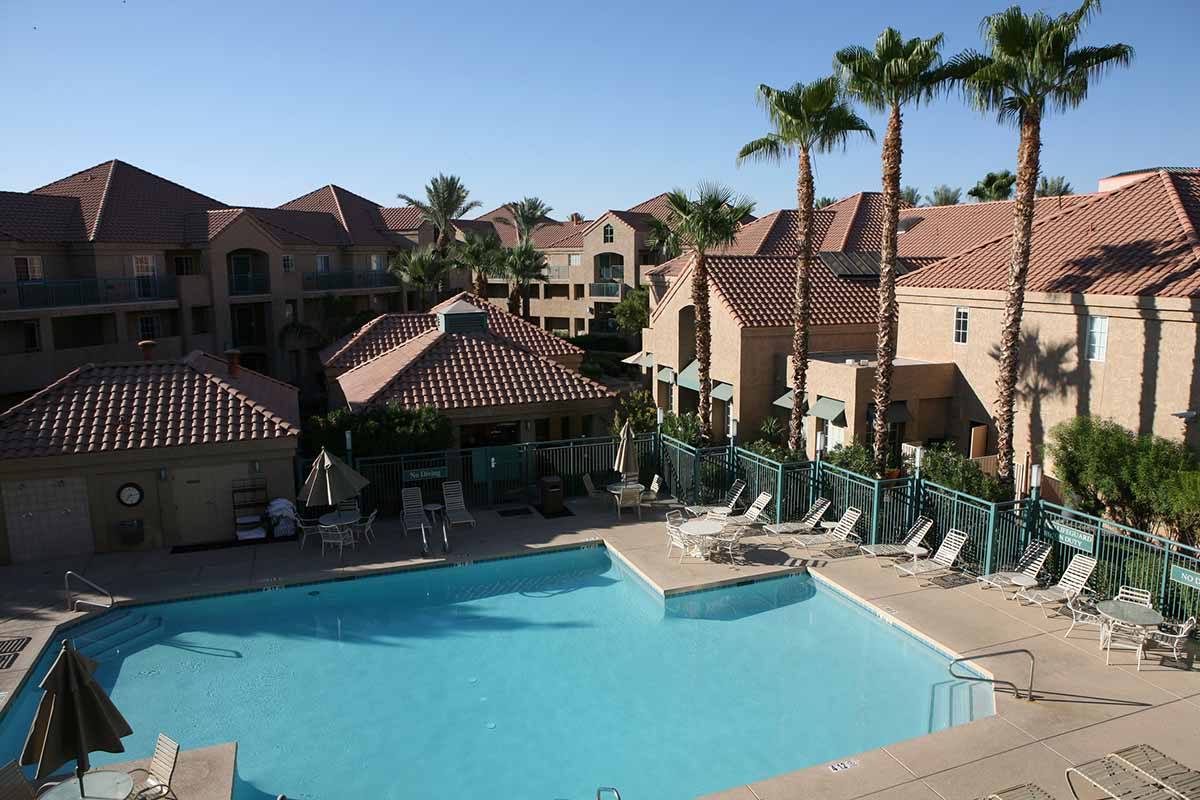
1086, 315, 1108, 362
953, 306, 969, 345
602, 224, 614, 244
138, 313, 160, 340
724, 399, 734, 439
370, 254, 384, 272
133, 255, 158, 299
282, 255, 295, 273
316, 254, 331, 273
15, 255, 44, 281
567, 253, 581, 267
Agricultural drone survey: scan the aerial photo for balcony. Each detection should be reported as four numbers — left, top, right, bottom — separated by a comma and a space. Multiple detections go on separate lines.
302, 270, 400, 292
546, 265, 571, 281
229, 272, 270, 296
589, 281, 623, 300
0, 276, 177, 311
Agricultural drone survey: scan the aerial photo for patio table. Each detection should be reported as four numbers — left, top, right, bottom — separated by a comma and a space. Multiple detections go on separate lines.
319, 510, 359, 527
607, 482, 645, 495
40, 771, 133, 799
680, 518, 723, 559
1096, 599, 1163, 653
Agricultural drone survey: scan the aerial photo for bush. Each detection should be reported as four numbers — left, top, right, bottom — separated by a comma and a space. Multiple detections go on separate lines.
302, 404, 453, 458
661, 412, 703, 446
745, 439, 802, 463
823, 441, 878, 477
612, 390, 658, 434
612, 286, 650, 337
919, 442, 1011, 502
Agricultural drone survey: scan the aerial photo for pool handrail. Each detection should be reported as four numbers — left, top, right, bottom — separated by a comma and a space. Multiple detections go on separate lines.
64, 570, 113, 611
949, 648, 1036, 701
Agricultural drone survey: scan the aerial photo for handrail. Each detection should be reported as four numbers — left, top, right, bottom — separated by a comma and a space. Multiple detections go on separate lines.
597, 788, 622, 800
949, 648, 1036, 701
65, 571, 114, 611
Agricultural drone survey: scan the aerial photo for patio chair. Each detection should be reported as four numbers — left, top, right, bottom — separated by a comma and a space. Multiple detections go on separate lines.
615, 484, 643, 519
353, 510, 377, 545
665, 510, 692, 563
401, 487, 431, 538
1104, 618, 1152, 670
789, 506, 863, 551
296, 516, 322, 551
1064, 589, 1103, 639
1067, 744, 1200, 800
717, 491, 771, 527
709, 492, 773, 562
977, 539, 1052, 590
974, 784, 1056, 800
763, 497, 831, 540
1115, 585, 1153, 607
641, 474, 661, 504
860, 516, 933, 561
337, 498, 360, 514
319, 524, 355, 558
1014, 553, 1098, 616
1147, 616, 1196, 663
442, 481, 476, 529
0, 760, 41, 800
896, 528, 969, 579
127, 733, 180, 800
686, 479, 746, 518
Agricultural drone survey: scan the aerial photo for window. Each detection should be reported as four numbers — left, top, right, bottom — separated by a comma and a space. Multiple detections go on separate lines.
285, 299, 297, 322
22, 321, 40, 352
1086, 315, 1108, 362
138, 314, 160, 340
173, 255, 200, 276
953, 307, 969, 344
282, 255, 295, 273
370, 254, 384, 272
567, 253, 581, 267
14, 256, 44, 281
133, 255, 158, 299
665, 386, 674, 414
191, 306, 212, 334
602, 224, 614, 244
316, 254, 331, 273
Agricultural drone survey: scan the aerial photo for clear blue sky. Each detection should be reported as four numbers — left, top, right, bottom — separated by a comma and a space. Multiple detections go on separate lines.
2, 0, 1196, 218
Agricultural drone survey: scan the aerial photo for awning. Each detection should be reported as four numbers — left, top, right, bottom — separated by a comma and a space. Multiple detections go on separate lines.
712, 382, 734, 402
810, 396, 846, 425
656, 366, 675, 383
866, 401, 911, 424
677, 360, 700, 391
773, 389, 808, 411
622, 351, 653, 367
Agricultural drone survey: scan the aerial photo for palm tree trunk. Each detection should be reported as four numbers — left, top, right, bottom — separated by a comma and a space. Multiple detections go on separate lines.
693, 252, 713, 441
789, 147, 815, 454
871, 104, 904, 473
522, 284, 531, 320
473, 270, 488, 297
508, 283, 521, 316
994, 108, 1042, 490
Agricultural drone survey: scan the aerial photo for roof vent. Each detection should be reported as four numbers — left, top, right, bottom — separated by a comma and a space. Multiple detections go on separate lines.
437, 300, 489, 334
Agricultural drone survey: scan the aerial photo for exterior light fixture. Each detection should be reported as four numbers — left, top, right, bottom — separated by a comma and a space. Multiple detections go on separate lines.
1030, 464, 1042, 489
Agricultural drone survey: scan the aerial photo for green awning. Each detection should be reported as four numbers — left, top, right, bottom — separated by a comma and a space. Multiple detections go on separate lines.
656, 366, 675, 383
773, 389, 808, 411
677, 360, 700, 391
867, 401, 911, 423
623, 351, 654, 368
712, 382, 734, 402
810, 396, 846, 425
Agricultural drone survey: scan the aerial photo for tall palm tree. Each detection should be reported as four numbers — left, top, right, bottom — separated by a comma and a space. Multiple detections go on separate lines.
398, 174, 481, 253
925, 184, 962, 206
454, 229, 504, 297
495, 197, 554, 244
968, 170, 1017, 201
645, 216, 682, 262
1037, 175, 1075, 197
815, 196, 838, 209
954, 0, 1132, 488
665, 184, 756, 441
390, 245, 452, 310
502, 241, 549, 319
900, 185, 922, 206
836, 28, 963, 471
736, 76, 874, 453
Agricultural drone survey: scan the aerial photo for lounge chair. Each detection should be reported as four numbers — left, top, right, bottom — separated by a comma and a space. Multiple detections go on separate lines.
860, 516, 933, 561
686, 479, 746, 518
709, 492, 773, 561
1148, 616, 1196, 663
974, 784, 1056, 800
895, 528, 969, 579
1067, 744, 1200, 800
442, 481, 476, 529
128, 733, 180, 800
977, 539, 1052, 590
642, 474, 662, 504
0, 760, 41, 799
353, 510, 377, 545
581, 474, 608, 502
615, 484, 643, 519
401, 487, 431, 541
763, 497, 831, 540
717, 491, 772, 527
319, 524, 355, 558
1014, 553, 1098, 616
789, 506, 863, 551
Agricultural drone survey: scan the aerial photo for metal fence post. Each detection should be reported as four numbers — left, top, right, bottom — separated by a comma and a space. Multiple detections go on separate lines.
869, 479, 881, 545
775, 462, 785, 524
692, 447, 701, 505
984, 503, 997, 575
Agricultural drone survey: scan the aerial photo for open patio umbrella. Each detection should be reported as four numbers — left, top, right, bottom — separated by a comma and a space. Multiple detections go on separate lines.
21, 639, 132, 796
299, 447, 369, 507
613, 420, 639, 482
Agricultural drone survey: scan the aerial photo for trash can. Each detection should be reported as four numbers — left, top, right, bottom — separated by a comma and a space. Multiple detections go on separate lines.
540, 475, 564, 515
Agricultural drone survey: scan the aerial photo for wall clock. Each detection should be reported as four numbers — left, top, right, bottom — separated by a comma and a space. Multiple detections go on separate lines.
117, 482, 144, 507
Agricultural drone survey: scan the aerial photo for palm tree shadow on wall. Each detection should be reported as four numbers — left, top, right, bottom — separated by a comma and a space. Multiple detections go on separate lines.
989, 331, 1073, 462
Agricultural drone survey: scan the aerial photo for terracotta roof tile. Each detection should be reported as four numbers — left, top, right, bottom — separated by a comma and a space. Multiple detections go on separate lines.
380, 205, 425, 231
470, 207, 576, 249
707, 255, 879, 328
0, 191, 88, 241
277, 185, 397, 246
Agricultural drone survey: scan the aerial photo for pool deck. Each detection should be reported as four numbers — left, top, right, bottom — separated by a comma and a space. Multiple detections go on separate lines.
2, 497, 1197, 799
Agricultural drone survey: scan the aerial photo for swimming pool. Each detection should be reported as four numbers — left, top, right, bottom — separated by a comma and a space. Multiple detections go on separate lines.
0, 547, 992, 799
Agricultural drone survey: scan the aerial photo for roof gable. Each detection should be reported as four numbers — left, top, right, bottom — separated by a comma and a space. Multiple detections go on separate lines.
278, 184, 396, 246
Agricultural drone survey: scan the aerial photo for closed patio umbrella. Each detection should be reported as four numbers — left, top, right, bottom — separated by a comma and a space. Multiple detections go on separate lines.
21, 639, 132, 796
613, 421, 639, 482
299, 447, 369, 507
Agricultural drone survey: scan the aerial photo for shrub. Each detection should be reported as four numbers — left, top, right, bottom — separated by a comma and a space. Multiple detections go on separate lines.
612, 390, 658, 434
612, 286, 650, 336
745, 439, 803, 464
302, 403, 452, 458
823, 441, 878, 477
919, 442, 1011, 502
661, 411, 703, 446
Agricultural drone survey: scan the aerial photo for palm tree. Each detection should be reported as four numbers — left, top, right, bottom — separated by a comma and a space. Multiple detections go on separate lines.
398, 174, 481, 253
836, 28, 962, 471
645, 216, 682, 262
390, 245, 452, 310
495, 197, 554, 244
664, 183, 756, 441
454, 229, 504, 297
925, 184, 962, 206
815, 196, 838, 209
900, 185, 922, 206
968, 170, 1017, 201
736, 76, 874, 453
1037, 175, 1075, 197
954, 0, 1132, 488
502, 241, 549, 319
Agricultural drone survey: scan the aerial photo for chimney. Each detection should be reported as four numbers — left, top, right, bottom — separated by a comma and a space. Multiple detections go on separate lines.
137, 339, 156, 361
224, 348, 241, 377
569, 212, 584, 225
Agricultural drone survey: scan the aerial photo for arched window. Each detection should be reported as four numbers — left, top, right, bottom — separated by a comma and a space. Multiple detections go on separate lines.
602, 224, 614, 244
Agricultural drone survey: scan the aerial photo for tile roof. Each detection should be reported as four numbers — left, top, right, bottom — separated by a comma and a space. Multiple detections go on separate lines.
321, 291, 582, 370
0, 356, 297, 459
706, 255, 880, 328
898, 171, 1200, 297
182, 351, 301, 427
469, 207, 577, 249
627, 192, 757, 225
0, 191, 88, 242
380, 205, 426, 231
338, 329, 611, 412
277, 185, 398, 246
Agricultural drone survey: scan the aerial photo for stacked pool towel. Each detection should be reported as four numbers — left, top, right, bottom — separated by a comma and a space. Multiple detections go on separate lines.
269, 498, 298, 538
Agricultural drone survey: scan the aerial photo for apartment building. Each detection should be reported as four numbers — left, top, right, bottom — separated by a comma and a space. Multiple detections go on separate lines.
0, 159, 449, 402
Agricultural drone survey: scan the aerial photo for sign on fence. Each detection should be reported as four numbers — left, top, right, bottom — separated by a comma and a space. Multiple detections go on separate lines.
1170, 564, 1200, 591
1050, 520, 1094, 552
405, 466, 448, 481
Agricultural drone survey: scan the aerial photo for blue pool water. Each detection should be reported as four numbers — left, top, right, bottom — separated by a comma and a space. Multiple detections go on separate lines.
0, 548, 991, 799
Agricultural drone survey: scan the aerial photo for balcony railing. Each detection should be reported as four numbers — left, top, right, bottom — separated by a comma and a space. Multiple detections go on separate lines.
589, 281, 622, 299
229, 272, 270, 296
546, 265, 571, 281
302, 270, 400, 291
0, 276, 176, 310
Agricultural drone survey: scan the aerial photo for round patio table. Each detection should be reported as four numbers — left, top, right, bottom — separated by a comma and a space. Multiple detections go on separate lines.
680, 518, 723, 559
1096, 599, 1163, 653
319, 510, 359, 527
40, 771, 133, 800
606, 482, 645, 495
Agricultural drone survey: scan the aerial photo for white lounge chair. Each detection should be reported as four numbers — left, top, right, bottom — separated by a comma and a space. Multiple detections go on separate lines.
709, 492, 773, 561
401, 487, 431, 539
128, 733, 180, 800
764, 497, 831, 540
442, 481, 476, 529
1015, 553, 1098, 616
860, 516, 934, 561
686, 479, 746, 518
642, 474, 661, 504
1148, 616, 1196, 663
1067, 744, 1200, 800
974, 784, 1056, 800
896, 528, 969, 579
789, 506, 863, 551
977, 539, 1052, 590
0, 759, 44, 799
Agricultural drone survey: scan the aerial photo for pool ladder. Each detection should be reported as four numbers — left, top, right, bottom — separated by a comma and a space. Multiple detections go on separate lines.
948, 648, 1036, 701
64, 570, 114, 611
597, 788, 622, 800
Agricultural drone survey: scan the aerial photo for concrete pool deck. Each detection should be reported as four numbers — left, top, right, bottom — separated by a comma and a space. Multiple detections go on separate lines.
1, 498, 1197, 799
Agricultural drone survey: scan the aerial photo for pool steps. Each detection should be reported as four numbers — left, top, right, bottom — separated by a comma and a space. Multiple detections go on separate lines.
73, 611, 164, 661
